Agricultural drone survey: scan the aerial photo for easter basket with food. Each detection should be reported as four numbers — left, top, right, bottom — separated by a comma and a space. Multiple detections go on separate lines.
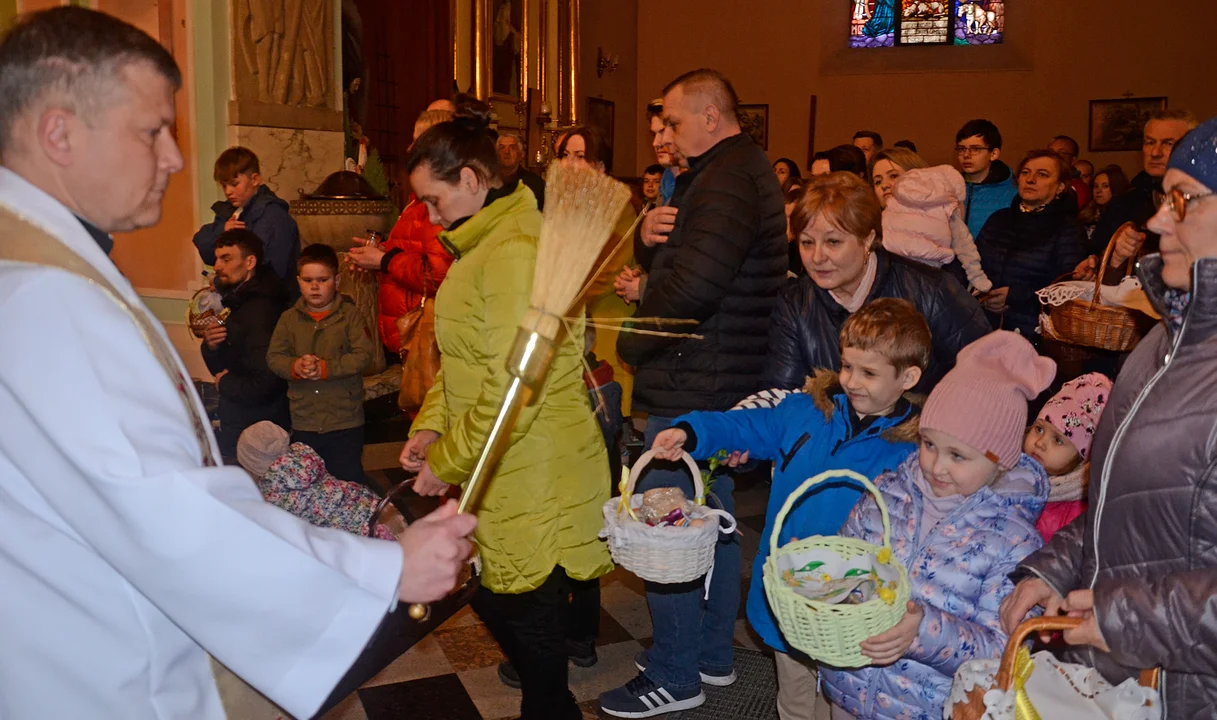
187, 285, 229, 335
600, 449, 737, 584
762, 469, 910, 668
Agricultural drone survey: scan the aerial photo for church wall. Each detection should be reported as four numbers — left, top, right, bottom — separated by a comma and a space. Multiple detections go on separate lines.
635, 0, 1217, 177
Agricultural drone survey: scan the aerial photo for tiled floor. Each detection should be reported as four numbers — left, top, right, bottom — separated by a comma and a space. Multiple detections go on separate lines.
329, 408, 777, 720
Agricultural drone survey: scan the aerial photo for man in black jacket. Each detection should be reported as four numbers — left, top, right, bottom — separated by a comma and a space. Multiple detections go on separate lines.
201, 229, 290, 458
1074, 110, 1196, 284
602, 69, 786, 718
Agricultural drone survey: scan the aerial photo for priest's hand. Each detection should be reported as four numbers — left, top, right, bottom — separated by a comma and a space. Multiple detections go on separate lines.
397, 500, 477, 603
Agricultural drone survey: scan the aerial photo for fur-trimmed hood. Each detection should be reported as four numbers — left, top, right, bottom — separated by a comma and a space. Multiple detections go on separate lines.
802, 367, 922, 445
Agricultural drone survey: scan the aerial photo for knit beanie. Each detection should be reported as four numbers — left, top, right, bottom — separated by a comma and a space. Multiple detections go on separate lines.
236, 421, 290, 478
1168, 116, 1217, 192
921, 331, 1057, 469
1037, 372, 1112, 461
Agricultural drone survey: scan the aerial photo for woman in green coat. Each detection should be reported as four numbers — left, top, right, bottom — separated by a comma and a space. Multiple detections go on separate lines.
398, 105, 613, 720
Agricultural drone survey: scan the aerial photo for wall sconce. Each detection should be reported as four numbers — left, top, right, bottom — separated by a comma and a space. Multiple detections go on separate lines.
596, 47, 620, 78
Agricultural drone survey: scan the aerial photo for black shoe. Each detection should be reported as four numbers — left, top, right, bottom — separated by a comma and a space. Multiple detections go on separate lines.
497, 661, 521, 689
567, 638, 598, 668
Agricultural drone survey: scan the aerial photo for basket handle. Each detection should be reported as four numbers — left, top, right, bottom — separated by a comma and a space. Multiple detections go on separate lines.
623, 448, 706, 512
1091, 222, 1138, 310
768, 469, 889, 559
996, 616, 1160, 692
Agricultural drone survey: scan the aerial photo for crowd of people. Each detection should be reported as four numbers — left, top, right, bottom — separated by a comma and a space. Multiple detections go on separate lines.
4, 6, 1217, 720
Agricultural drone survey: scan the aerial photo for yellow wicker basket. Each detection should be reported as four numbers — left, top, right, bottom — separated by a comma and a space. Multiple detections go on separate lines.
762, 469, 911, 668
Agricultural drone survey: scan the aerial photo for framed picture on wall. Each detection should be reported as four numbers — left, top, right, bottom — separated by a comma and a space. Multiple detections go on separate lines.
586, 97, 615, 170
1089, 97, 1168, 152
488, 0, 525, 102
739, 104, 769, 151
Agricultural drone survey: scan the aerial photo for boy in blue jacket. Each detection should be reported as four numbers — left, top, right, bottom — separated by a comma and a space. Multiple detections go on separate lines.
193, 146, 300, 299
648, 298, 931, 719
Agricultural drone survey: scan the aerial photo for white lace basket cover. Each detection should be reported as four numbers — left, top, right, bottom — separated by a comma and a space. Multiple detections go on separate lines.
947, 651, 1161, 720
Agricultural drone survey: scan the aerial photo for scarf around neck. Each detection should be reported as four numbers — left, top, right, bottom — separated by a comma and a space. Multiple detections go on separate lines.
830, 251, 878, 314
1047, 462, 1087, 503
912, 464, 968, 531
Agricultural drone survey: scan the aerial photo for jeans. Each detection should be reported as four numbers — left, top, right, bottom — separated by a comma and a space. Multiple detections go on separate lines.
638, 415, 741, 692
293, 426, 366, 486
473, 568, 591, 720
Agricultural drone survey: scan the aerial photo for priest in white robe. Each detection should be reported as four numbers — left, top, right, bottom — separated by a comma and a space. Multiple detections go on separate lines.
0, 8, 475, 719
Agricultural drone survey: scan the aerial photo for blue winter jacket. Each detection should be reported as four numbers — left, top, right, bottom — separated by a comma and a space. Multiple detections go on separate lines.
820, 453, 1047, 720
673, 370, 920, 653
193, 185, 301, 297
963, 160, 1018, 240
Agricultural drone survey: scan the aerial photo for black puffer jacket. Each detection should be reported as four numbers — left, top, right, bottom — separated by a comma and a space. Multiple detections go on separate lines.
975, 194, 1087, 338
201, 268, 290, 454
1019, 255, 1217, 719
618, 133, 787, 417
762, 250, 989, 393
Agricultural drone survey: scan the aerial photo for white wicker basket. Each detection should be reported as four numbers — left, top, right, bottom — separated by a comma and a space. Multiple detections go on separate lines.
600, 449, 736, 583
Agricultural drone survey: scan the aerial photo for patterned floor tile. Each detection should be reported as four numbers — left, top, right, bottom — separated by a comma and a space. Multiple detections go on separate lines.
456, 663, 520, 720
569, 640, 645, 703
363, 634, 453, 687
433, 620, 507, 672
596, 605, 634, 646
320, 693, 368, 720
359, 674, 483, 720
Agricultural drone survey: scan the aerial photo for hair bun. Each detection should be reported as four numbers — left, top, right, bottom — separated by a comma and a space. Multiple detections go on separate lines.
452, 98, 492, 135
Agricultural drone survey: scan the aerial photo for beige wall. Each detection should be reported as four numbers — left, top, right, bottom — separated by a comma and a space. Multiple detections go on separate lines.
635, 0, 1217, 177
580, 0, 638, 175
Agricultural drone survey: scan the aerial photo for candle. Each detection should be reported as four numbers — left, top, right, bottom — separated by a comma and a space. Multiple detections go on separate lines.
540, 101, 552, 116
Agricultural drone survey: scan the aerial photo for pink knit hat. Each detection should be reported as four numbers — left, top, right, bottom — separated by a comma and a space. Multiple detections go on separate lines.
921, 331, 1057, 469
1037, 373, 1112, 460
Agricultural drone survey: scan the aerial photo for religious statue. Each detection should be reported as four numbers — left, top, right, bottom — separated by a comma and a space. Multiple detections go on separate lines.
235, 0, 333, 108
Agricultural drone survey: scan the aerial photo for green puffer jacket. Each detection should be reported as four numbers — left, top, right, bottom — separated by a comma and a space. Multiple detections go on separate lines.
411, 184, 613, 595
267, 294, 374, 432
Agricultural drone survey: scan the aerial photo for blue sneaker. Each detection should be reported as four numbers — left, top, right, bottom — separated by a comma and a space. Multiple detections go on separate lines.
634, 650, 737, 687
599, 673, 705, 718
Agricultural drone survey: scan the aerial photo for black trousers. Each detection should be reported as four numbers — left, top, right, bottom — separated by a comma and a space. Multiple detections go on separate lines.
293, 426, 366, 485
472, 568, 600, 720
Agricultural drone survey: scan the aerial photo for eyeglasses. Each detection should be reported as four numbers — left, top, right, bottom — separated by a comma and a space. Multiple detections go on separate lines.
955, 146, 992, 156
1163, 187, 1217, 222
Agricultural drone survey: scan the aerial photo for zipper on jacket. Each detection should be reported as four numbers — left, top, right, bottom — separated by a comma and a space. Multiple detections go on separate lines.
1085, 269, 1191, 686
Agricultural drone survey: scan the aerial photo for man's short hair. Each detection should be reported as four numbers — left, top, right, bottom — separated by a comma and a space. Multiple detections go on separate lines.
214, 228, 264, 266
822, 144, 869, 179
298, 243, 339, 275
643, 164, 664, 176
853, 130, 883, 147
497, 131, 522, 146
662, 68, 739, 124
839, 297, 932, 374
955, 119, 1002, 149
645, 98, 663, 120
0, 7, 182, 156
1147, 109, 1199, 131
1051, 135, 1080, 156
214, 147, 260, 183
893, 139, 917, 153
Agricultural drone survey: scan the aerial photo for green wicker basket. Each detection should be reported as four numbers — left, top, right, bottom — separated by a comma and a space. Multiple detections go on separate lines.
762, 469, 911, 668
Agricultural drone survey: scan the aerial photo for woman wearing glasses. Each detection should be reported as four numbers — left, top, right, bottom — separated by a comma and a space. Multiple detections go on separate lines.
999, 117, 1217, 717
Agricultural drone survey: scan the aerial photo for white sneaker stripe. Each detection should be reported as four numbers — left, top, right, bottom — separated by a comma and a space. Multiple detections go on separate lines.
639, 694, 654, 710
658, 688, 676, 703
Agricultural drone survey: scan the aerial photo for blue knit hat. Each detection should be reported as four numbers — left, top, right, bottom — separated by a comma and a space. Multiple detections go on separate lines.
1169, 116, 1217, 191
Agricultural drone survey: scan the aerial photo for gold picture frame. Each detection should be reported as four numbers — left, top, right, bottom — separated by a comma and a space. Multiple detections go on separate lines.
484, 0, 528, 103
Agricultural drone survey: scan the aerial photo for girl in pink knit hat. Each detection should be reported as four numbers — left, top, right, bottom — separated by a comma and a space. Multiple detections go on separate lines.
820, 331, 1055, 720
1024, 372, 1112, 541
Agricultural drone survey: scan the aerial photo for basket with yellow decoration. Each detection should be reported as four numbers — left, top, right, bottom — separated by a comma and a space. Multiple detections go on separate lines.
948, 616, 1160, 720
762, 469, 910, 668
600, 449, 737, 583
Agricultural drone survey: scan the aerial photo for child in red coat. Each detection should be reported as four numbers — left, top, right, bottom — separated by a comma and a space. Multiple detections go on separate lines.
1023, 372, 1112, 541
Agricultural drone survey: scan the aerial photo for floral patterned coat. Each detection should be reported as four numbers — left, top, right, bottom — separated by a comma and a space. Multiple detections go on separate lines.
257, 443, 395, 540
820, 452, 1047, 720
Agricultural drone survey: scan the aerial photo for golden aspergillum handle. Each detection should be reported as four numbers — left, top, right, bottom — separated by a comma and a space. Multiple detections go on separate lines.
407, 324, 557, 621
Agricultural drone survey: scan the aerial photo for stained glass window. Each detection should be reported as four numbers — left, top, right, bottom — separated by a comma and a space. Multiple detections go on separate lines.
850, 0, 1004, 48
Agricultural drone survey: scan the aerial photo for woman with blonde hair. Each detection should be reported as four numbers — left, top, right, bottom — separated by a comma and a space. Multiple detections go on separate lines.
871, 147, 993, 292
765, 171, 989, 392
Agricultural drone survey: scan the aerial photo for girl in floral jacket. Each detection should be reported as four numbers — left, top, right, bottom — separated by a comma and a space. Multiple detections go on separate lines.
820, 331, 1053, 720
